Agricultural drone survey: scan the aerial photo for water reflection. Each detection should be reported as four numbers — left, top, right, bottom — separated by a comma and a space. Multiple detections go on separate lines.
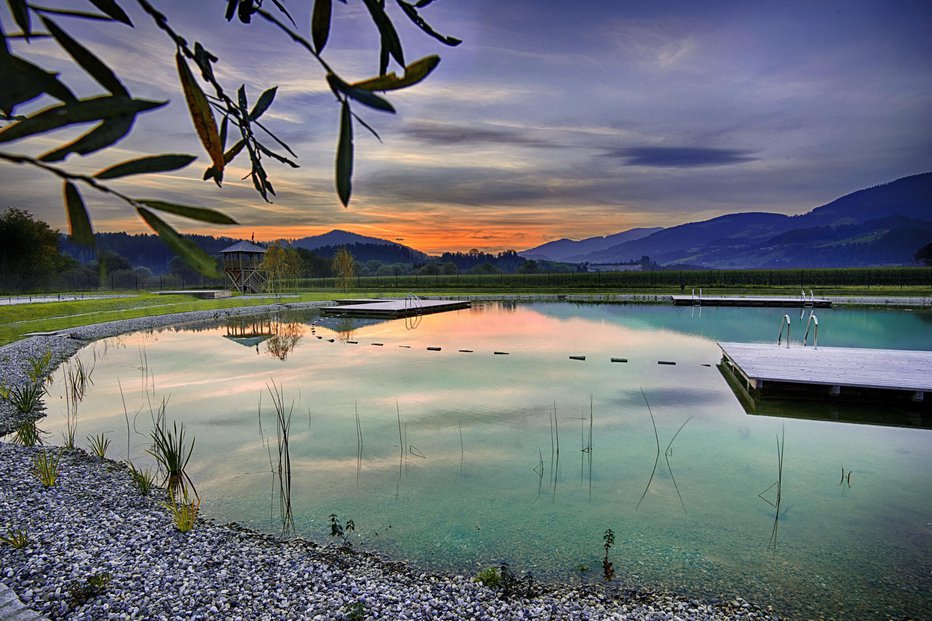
40, 302, 932, 621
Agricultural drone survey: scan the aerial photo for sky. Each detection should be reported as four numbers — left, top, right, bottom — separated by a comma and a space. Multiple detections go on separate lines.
1, 0, 931, 254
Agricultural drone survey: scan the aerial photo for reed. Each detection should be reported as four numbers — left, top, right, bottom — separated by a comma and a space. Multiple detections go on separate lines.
636, 388, 661, 510
758, 425, 785, 554
6, 382, 44, 416
266, 381, 294, 537
663, 417, 692, 512
61, 357, 94, 449
25, 349, 52, 384
148, 413, 196, 497
354, 402, 363, 486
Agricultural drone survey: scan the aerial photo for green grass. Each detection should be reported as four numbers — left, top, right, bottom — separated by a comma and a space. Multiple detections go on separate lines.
0, 292, 342, 346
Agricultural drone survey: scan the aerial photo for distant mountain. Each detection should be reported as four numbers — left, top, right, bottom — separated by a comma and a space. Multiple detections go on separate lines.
561, 172, 932, 268
519, 227, 663, 262
289, 229, 420, 254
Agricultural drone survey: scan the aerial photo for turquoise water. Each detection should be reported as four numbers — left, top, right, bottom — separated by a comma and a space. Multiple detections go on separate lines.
44, 303, 932, 620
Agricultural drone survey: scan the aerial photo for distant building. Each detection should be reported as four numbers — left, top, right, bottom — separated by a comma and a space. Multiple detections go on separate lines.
220, 240, 267, 294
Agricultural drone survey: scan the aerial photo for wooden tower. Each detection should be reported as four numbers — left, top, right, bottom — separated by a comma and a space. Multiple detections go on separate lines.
220, 240, 268, 294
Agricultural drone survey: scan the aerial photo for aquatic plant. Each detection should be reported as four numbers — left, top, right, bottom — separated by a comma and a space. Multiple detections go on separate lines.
12, 419, 43, 447
127, 462, 156, 496
329, 513, 355, 547
602, 528, 615, 581
0, 528, 29, 549
33, 449, 62, 487
164, 487, 200, 532
87, 433, 110, 458
148, 417, 196, 497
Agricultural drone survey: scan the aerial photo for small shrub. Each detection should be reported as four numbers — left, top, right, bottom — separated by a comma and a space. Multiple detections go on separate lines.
87, 433, 110, 458
474, 567, 502, 589
164, 488, 200, 532
343, 600, 367, 621
33, 449, 62, 487
68, 572, 111, 607
127, 462, 156, 496
0, 528, 29, 549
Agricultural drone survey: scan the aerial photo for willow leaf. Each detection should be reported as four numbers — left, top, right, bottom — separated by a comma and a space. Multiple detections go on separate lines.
138, 200, 237, 225
41, 16, 128, 96
249, 86, 277, 121
1, 54, 76, 111
93, 154, 196, 179
327, 74, 395, 113
39, 114, 133, 161
8, 0, 30, 40
87, 0, 133, 26
353, 55, 440, 91
361, 0, 404, 67
336, 100, 353, 207
176, 52, 224, 171
63, 181, 94, 247
0, 96, 163, 144
136, 207, 221, 277
397, 1, 461, 46
312, 0, 332, 52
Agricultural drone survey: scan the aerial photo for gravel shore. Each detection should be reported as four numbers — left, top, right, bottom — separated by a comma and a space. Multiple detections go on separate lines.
0, 298, 845, 620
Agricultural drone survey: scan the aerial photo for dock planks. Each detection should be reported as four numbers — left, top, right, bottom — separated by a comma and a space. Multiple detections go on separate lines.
672, 295, 831, 307
322, 298, 470, 318
718, 342, 932, 399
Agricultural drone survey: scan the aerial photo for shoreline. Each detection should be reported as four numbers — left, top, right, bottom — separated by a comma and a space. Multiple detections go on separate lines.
5, 295, 926, 620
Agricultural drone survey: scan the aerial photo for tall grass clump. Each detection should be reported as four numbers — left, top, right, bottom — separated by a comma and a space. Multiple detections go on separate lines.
265, 381, 294, 537
0, 528, 29, 549
33, 449, 62, 487
127, 462, 156, 496
163, 487, 200, 532
87, 433, 110, 458
12, 418, 43, 447
148, 416, 196, 497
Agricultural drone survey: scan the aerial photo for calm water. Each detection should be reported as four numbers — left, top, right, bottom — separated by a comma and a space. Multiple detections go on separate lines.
44, 302, 932, 620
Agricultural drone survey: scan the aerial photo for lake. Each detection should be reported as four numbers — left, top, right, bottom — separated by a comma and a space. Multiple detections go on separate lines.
43, 301, 932, 620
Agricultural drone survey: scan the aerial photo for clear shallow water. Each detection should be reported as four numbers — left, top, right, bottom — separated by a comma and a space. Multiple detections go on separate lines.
44, 302, 932, 620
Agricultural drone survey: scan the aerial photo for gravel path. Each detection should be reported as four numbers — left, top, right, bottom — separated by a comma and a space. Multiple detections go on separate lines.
0, 299, 814, 620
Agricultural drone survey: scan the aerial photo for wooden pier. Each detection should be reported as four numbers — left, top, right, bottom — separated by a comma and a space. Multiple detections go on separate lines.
322, 298, 470, 318
718, 342, 932, 405
672, 295, 831, 307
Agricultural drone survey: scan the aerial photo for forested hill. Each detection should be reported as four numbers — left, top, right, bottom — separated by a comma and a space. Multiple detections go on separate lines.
59, 232, 240, 275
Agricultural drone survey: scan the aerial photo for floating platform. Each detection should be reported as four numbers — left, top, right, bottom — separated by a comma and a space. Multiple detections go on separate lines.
156, 289, 232, 299
672, 295, 831, 307
718, 342, 932, 406
322, 298, 470, 318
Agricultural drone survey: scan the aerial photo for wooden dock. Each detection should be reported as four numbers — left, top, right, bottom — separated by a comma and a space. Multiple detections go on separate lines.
322, 298, 470, 318
672, 295, 831, 307
718, 342, 932, 404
